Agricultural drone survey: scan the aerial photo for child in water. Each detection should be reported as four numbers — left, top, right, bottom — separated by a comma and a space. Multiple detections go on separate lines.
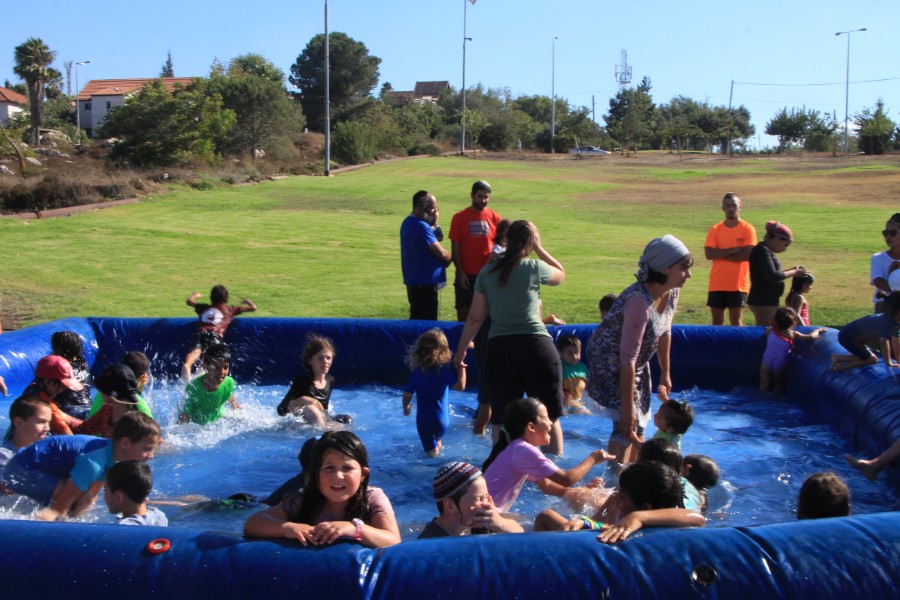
182, 285, 256, 380
557, 335, 591, 415
88, 351, 153, 419
650, 393, 694, 452
179, 344, 241, 425
277, 335, 350, 427
797, 472, 850, 519
785, 273, 815, 326
760, 306, 826, 392
482, 397, 612, 513
402, 328, 466, 456
105, 460, 168, 526
50, 331, 92, 419
1, 395, 52, 474
243, 431, 401, 548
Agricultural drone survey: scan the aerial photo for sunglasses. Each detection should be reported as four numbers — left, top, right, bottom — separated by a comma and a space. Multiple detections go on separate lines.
883, 230, 898, 237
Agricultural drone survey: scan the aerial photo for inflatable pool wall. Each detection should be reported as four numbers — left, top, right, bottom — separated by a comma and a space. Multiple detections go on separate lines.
0, 318, 898, 600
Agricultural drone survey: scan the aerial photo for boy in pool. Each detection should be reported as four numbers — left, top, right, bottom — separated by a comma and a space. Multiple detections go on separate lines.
182, 285, 256, 380
77, 364, 142, 438
650, 394, 694, 451
557, 335, 591, 415
796, 472, 850, 519
831, 292, 900, 371
0, 411, 161, 521
598, 293, 617, 320
1, 395, 52, 474
105, 460, 168, 526
87, 351, 153, 419
418, 461, 523, 538
179, 344, 241, 425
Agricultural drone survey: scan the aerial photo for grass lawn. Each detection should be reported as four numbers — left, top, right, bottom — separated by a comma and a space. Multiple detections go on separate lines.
2, 152, 899, 329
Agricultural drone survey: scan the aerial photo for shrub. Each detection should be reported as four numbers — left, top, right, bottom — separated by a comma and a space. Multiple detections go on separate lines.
331, 121, 376, 165
407, 143, 442, 157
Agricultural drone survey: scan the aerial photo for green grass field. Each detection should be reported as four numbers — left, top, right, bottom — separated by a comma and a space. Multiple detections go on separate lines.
2, 152, 899, 329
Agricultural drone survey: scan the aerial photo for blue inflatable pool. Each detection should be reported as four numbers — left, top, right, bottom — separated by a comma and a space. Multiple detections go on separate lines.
0, 318, 898, 599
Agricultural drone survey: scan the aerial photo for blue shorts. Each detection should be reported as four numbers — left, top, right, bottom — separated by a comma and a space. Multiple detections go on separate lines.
2, 459, 61, 506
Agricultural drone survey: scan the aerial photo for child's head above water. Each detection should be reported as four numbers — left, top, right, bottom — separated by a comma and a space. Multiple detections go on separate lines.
210, 285, 229, 305
122, 351, 151, 391
94, 363, 140, 406
556, 335, 582, 366
682, 454, 720, 490
297, 431, 371, 521
6, 394, 52, 446
105, 460, 153, 513
302, 335, 336, 375
203, 343, 232, 368
638, 438, 683, 472
50, 330, 86, 364
797, 472, 851, 519
433, 461, 484, 514
618, 461, 684, 511
773, 306, 798, 330
654, 400, 694, 435
407, 328, 452, 372
598, 293, 618, 318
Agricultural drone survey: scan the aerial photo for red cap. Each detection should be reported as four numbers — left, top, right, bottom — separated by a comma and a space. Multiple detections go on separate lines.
766, 220, 794, 241
35, 355, 84, 391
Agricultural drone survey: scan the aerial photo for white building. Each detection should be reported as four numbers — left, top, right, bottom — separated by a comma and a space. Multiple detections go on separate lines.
76, 77, 195, 138
0, 86, 27, 127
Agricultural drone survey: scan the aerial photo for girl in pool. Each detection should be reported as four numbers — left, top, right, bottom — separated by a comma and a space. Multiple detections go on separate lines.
402, 328, 466, 456
51, 330, 92, 419
277, 335, 350, 427
759, 306, 826, 393
243, 431, 401, 548
482, 397, 612, 512
785, 272, 815, 326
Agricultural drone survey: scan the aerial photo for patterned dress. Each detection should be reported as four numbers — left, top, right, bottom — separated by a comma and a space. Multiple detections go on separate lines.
587, 281, 678, 426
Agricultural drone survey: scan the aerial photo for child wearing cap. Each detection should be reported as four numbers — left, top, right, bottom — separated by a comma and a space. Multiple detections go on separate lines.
418, 461, 523, 538
105, 460, 168, 526
179, 344, 241, 425
21, 355, 85, 435
87, 351, 153, 419
77, 364, 142, 438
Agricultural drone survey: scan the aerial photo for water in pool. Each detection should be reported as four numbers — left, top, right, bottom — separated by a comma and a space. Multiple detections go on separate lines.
0, 382, 895, 537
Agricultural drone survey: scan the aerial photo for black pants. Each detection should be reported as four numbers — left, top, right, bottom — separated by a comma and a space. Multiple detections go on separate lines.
407, 285, 438, 320
485, 334, 564, 424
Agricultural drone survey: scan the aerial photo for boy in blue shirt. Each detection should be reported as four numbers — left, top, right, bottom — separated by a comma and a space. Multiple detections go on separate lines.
105, 460, 168, 526
1, 411, 161, 521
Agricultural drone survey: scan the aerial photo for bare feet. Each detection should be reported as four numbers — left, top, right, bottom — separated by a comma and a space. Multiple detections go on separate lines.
845, 454, 881, 481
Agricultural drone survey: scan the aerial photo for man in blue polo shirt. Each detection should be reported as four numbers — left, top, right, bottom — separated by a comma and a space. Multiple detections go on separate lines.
401, 190, 452, 320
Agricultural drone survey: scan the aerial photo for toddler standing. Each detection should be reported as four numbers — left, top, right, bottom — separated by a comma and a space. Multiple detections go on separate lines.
760, 307, 825, 392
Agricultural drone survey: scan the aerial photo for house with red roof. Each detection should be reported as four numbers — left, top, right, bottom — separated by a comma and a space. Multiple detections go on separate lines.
383, 81, 449, 108
77, 77, 195, 138
0, 86, 28, 127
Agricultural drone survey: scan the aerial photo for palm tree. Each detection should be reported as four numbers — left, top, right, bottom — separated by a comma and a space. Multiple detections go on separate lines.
13, 37, 57, 145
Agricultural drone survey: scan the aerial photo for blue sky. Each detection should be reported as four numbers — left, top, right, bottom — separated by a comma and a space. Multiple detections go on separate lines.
4, 0, 898, 148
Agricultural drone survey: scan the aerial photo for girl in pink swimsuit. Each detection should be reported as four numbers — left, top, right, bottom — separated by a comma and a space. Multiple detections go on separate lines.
759, 307, 826, 393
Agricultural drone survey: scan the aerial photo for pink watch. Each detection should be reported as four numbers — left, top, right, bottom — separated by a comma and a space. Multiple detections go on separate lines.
352, 518, 364, 540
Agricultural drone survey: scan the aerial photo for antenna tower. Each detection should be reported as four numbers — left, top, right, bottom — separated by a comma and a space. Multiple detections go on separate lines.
615, 49, 632, 90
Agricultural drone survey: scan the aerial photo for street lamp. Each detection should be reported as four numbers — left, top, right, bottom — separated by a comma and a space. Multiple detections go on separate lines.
324, 0, 330, 176
550, 36, 558, 154
460, 0, 475, 156
75, 60, 90, 144
835, 27, 867, 153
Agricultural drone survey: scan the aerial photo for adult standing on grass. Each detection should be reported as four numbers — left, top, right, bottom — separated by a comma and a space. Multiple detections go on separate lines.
587, 235, 692, 465
704, 192, 756, 326
870, 213, 900, 314
400, 191, 451, 320
453, 221, 566, 454
450, 180, 503, 436
747, 221, 808, 327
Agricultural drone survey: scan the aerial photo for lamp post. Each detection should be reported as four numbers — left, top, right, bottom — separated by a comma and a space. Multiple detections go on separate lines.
75, 60, 90, 144
835, 27, 867, 154
460, 0, 474, 156
550, 36, 558, 154
324, 0, 330, 176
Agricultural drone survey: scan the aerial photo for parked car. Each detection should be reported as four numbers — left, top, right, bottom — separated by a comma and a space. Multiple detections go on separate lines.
570, 145, 610, 155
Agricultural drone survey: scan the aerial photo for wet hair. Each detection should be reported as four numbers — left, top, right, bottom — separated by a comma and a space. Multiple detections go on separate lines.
619, 461, 684, 510
482, 397, 543, 473
661, 400, 694, 435
471, 180, 491, 195
298, 437, 318, 470
106, 460, 153, 504
407, 328, 451, 372
556, 334, 581, 353
682, 455, 720, 490
493, 219, 511, 247
51, 331, 87, 368
210, 285, 229, 305
644, 255, 694, 285
302, 335, 336, 373
488, 220, 534, 286
773, 306, 798, 330
112, 411, 162, 443
4, 394, 51, 442
638, 438, 683, 472
797, 472, 851, 519
203, 343, 232, 366
295, 431, 370, 522
412, 190, 431, 211
598, 293, 617, 315
122, 351, 150, 379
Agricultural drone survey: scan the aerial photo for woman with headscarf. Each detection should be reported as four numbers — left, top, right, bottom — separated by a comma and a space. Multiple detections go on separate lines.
453, 221, 567, 454
587, 235, 693, 464
747, 220, 808, 327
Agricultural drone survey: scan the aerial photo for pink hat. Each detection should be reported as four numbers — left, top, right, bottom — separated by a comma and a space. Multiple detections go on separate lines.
766, 220, 794, 241
35, 355, 84, 391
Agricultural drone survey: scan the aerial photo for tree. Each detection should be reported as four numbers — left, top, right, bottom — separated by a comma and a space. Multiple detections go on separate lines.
765, 107, 810, 154
605, 77, 656, 153
207, 54, 305, 158
855, 99, 896, 155
289, 32, 381, 131
102, 79, 235, 166
160, 51, 174, 77
13, 37, 57, 145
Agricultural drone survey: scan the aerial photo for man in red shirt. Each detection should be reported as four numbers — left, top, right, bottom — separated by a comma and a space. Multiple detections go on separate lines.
704, 193, 757, 326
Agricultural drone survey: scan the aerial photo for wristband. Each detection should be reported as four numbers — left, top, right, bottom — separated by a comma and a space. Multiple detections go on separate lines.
352, 518, 364, 540
574, 515, 604, 530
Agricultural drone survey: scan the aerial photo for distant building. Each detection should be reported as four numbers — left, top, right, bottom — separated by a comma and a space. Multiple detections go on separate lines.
383, 80, 449, 108
0, 86, 28, 127
76, 77, 195, 138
